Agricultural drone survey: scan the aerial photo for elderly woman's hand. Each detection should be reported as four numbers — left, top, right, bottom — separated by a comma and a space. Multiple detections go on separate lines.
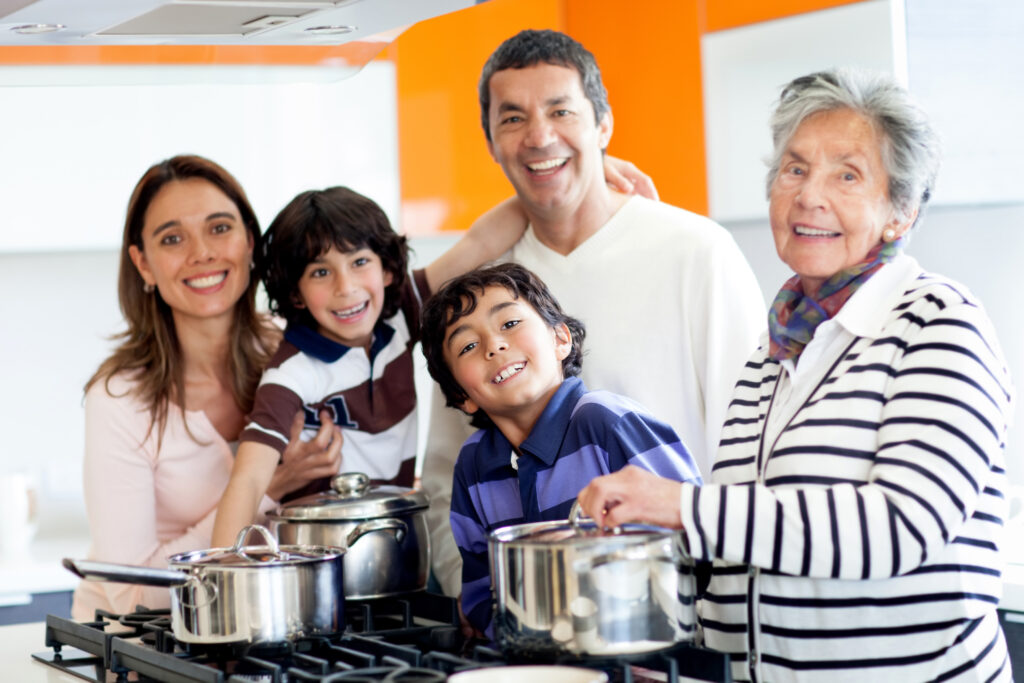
577, 465, 683, 530
265, 410, 343, 502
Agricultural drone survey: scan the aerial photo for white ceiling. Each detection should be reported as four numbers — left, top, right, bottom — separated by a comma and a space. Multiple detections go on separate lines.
0, 0, 479, 45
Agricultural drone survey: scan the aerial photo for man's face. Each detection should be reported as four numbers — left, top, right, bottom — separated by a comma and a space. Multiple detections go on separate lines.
486, 63, 612, 224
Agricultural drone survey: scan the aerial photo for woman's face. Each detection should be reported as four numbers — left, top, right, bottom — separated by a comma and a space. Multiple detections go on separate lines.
769, 107, 909, 297
128, 178, 254, 325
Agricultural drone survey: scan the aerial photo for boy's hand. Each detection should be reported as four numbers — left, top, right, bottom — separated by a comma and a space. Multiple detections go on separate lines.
603, 155, 659, 201
266, 410, 343, 501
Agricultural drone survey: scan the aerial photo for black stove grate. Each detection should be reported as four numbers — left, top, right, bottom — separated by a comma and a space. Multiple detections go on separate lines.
32, 592, 730, 682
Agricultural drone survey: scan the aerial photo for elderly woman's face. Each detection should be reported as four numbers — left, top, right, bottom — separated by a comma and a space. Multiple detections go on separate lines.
769, 108, 907, 297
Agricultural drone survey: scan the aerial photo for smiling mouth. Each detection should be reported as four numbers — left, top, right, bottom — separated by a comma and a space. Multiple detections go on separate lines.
184, 272, 227, 289
526, 158, 568, 176
794, 225, 841, 237
332, 301, 369, 321
492, 362, 525, 384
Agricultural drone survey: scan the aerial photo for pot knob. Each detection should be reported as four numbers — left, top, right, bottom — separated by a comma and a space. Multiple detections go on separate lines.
331, 472, 370, 498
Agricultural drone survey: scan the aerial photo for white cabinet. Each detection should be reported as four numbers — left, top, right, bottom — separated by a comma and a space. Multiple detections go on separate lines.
701, 0, 901, 222
0, 61, 399, 252
701, 0, 1024, 221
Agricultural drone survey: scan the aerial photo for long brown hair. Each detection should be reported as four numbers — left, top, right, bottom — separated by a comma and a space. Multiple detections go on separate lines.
86, 155, 280, 443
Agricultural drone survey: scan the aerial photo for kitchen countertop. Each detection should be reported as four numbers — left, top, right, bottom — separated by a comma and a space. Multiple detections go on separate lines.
0, 532, 89, 606
0, 621, 83, 682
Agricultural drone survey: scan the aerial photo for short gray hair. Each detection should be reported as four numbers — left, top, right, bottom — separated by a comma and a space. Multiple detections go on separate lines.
766, 68, 941, 227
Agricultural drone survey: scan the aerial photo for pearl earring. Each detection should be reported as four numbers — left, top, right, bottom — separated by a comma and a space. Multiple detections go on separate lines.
143, 283, 155, 294
882, 228, 897, 243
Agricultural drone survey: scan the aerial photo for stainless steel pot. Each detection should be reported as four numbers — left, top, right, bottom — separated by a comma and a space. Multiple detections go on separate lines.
64, 525, 344, 645
267, 472, 430, 599
489, 503, 696, 658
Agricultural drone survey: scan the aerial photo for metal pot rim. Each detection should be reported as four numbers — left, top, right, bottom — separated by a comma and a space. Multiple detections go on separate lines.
489, 518, 683, 548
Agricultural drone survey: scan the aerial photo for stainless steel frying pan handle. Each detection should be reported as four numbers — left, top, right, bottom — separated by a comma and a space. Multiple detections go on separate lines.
232, 524, 284, 562
346, 518, 407, 547
62, 558, 191, 587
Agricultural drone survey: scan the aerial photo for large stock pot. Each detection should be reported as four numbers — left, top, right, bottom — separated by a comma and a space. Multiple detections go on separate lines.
64, 525, 344, 645
267, 472, 430, 599
489, 503, 696, 659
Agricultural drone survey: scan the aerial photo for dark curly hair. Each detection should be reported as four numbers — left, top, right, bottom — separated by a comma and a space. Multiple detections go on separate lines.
421, 263, 585, 429
262, 187, 408, 329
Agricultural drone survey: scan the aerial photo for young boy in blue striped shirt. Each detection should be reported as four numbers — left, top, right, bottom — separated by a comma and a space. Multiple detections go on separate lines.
420, 263, 701, 637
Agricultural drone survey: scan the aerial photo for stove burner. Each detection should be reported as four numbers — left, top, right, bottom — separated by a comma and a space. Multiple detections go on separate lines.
32, 592, 730, 681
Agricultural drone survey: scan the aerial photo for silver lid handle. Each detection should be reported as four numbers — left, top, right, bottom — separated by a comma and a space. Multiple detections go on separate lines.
232, 524, 284, 562
331, 472, 370, 498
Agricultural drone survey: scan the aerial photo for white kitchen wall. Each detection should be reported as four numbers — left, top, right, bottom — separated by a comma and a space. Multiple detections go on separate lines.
0, 60, 400, 537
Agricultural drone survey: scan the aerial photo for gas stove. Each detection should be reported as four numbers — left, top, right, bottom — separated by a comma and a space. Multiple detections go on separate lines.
32, 592, 730, 682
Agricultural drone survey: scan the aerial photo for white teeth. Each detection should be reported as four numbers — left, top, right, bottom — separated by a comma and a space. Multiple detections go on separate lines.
527, 158, 567, 172
185, 272, 227, 288
493, 363, 525, 384
794, 225, 840, 237
333, 301, 368, 318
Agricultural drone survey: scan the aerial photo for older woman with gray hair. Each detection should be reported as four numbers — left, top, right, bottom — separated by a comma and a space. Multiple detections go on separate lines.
578, 68, 1014, 682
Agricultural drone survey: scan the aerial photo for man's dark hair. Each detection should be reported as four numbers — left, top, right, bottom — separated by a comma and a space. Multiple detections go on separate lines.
421, 262, 586, 429
262, 186, 408, 329
478, 29, 610, 142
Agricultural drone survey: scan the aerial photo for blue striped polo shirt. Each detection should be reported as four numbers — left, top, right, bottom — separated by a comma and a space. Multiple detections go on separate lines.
449, 376, 702, 634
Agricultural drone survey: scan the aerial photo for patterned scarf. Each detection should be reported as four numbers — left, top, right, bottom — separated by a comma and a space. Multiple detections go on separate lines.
768, 237, 904, 362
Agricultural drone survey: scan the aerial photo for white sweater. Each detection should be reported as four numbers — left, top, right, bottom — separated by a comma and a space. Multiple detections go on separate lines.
681, 256, 1015, 682
421, 195, 766, 595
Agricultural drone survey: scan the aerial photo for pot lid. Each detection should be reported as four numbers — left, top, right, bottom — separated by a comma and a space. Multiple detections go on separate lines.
490, 501, 684, 548
491, 519, 675, 546
170, 525, 342, 567
270, 472, 429, 521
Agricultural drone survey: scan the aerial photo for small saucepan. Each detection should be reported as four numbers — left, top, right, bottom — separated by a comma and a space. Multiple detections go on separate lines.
64, 525, 344, 645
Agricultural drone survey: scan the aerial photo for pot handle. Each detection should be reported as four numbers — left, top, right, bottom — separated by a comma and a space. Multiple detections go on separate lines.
63, 558, 191, 588
568, 500, 587, 530
232, 524, 285, 562
177, 578, 219, 609
569, 500, 618, 535
346, 518, 407, 547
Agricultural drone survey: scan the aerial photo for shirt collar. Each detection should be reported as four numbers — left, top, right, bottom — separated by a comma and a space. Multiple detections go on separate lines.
832, 252, 920, 340
284, 320, 396, 363
518, 377, 587, 467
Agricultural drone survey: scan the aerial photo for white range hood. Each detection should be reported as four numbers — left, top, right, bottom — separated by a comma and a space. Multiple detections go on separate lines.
0, 0, 479, 45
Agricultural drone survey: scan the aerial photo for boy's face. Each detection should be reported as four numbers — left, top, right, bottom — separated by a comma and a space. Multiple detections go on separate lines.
296, 245, 393, 351
443, 284, 572, 425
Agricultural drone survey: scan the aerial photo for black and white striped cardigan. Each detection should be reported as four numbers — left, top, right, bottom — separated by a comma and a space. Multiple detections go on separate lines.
679, 265, 1015, 682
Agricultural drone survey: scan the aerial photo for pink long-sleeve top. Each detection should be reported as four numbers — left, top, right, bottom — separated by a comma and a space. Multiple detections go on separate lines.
71, 372, 273, 620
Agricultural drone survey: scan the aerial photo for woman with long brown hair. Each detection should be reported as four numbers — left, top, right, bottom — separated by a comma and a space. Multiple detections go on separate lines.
71, 155, 341, 619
